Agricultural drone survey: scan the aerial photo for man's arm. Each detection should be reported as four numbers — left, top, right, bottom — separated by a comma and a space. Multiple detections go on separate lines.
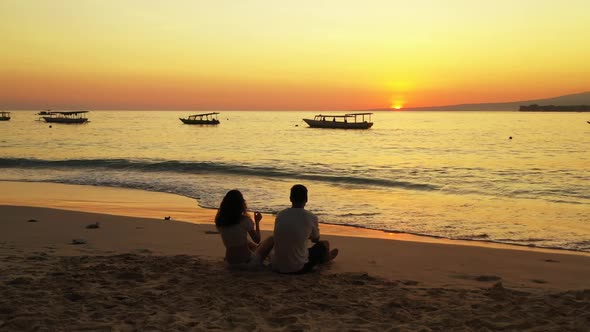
309, 215, 320, 243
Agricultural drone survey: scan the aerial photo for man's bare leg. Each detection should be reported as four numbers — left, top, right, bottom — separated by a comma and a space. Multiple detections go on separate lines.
328, 248, 339, 261
318, 240, 338, 263
247, 241, 258, 252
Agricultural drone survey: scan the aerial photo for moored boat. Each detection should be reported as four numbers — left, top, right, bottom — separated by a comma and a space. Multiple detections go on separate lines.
180, 112, 220, 125
303, 112, 373, 129
0, 111, 10, 121
42, 111, 89, 124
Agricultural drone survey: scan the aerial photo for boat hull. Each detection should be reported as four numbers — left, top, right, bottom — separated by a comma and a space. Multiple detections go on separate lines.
179, 118, 220, 125
303, 119, 373, 129
42, 117, 88, 124
0, 117, 10, 121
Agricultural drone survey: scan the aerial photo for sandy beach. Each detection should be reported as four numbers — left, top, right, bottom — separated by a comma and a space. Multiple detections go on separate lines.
1, 181, 589, 331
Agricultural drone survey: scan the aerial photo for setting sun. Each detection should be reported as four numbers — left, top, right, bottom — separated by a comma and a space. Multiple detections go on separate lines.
391, 99, 404, 110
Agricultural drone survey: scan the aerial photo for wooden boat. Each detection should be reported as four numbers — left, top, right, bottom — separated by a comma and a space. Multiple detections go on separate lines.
179, 112, 220, 125
0, 111, 10, 121
42, 111, 89, 124
303, 112, 373, 129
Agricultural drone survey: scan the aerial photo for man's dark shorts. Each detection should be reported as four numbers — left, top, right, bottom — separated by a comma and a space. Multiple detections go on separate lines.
295, 242, 327, 274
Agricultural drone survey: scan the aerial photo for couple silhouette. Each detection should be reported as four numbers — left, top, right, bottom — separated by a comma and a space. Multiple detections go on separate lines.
215, 184, 338, 273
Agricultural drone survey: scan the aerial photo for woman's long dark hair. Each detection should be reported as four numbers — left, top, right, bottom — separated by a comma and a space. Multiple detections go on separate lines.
215, 190, 248, 227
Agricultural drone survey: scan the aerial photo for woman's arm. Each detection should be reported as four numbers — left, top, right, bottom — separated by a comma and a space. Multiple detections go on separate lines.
247, 212, 262, 244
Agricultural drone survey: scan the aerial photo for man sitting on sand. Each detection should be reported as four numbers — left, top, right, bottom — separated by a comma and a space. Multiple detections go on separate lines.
272, 184, 338, 274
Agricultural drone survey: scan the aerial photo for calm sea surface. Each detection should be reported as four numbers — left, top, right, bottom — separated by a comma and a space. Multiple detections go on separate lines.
1, 111, 589, 251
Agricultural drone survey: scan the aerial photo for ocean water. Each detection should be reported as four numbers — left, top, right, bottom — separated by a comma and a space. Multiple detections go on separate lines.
1, 110, 589, 251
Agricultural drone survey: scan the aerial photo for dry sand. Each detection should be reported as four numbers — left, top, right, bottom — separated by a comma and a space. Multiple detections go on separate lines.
1, 181, 590, 331
2, 254, 589, 331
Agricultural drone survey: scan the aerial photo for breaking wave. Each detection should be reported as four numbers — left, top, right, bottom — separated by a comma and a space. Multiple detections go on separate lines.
0, 157, 439, 191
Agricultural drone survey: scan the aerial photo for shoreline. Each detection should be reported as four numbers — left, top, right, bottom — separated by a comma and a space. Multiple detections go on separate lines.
0, 180, 590, 257
2, 204, 590, 292
1, 180, 590, 291
1, 180, 588, 256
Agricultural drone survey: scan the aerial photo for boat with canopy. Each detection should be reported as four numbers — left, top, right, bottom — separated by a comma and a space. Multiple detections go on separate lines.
41, 111, 89, 124
303, 112, 373, 129
179, 112, 220, 125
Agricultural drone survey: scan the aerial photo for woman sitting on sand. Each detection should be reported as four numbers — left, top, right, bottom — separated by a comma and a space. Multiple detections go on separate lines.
215, 190, 273, 269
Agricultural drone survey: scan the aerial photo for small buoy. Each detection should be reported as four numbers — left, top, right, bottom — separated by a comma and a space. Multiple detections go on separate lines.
49, 125, 52, 128
509, 136, 512, 139
295, 124, 299, 127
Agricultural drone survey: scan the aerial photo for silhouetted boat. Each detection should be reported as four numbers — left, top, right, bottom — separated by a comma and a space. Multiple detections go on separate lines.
0, 111, 10, 121
180, 112, 220, 125
303, 113, 373, 129
42, 111, 89, 124
36, 110, 52, 116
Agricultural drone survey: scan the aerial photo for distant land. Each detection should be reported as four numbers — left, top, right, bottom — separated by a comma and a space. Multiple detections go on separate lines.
519, 104, 590, 112
369, 91, 590, 111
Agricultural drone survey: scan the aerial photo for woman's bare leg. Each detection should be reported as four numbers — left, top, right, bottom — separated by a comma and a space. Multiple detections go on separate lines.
255, 236, 274, 261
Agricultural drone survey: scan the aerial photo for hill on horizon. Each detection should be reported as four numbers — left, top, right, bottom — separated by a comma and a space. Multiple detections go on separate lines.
370, 91, 590, 111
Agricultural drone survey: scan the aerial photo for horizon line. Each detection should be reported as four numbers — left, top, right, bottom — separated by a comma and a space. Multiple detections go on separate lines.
2, 90, 588, 112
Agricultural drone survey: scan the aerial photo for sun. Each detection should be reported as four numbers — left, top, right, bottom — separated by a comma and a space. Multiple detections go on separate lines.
390, 96, 405, 110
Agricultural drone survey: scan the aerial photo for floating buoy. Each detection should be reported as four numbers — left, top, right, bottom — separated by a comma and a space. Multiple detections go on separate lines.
509, 136, 512, 139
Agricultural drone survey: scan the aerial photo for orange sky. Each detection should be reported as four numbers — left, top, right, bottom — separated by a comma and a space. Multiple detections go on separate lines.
1, 1, 589, 110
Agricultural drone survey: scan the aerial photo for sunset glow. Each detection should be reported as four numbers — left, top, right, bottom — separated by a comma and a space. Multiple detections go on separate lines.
1, 0, 589, 110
